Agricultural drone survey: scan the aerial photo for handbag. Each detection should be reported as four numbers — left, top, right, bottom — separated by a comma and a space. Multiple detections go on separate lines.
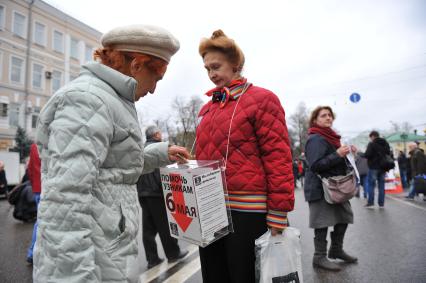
414, 174, 426, 194
319, 171, 357, 204
255, 228, 303, 283
317, 156, 357, 204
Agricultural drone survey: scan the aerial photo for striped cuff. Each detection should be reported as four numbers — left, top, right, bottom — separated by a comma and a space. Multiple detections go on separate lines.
266, 210, 288, 230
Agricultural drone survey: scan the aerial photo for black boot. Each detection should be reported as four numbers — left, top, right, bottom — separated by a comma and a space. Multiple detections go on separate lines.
312, 230, 341, 271
328, 231, 358, 263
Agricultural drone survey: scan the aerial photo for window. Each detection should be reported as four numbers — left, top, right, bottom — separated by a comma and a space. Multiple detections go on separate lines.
53, 30, 63, 53
0, 103, 8, 117
10, 56, 24, 84
70, 38, 79, 59
32, 63, 43, 89
0, 6, 5, 30
52, 70, 62, 93
8, 103, 19, 127
85, 44, 93, 62
33, 21, 46, 46
31, 107, 40, 129
31, 114, 38, 128
13, 11, 26, 38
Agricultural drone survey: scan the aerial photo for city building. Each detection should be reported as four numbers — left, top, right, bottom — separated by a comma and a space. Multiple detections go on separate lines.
0, 0, 102, 150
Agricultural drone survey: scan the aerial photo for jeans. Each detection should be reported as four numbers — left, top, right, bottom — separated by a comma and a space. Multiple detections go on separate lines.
27, 193, 40, 260
360, 174, 368, 198
407, 178, 416, 198
400, 169, 408, 188
368, 169, 386, 206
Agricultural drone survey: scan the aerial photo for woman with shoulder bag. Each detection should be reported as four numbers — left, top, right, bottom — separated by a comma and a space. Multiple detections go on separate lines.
304, 106, 358, 271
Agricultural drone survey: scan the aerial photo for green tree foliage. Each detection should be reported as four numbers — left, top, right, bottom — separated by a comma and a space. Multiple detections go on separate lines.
12, 126, 33, 163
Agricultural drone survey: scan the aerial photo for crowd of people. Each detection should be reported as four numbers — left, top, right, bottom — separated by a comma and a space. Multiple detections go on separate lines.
0, 23, 425, 283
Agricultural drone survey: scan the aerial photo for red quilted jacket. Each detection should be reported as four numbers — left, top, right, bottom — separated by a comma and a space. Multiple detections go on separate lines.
196, 84, 294, 228
28, 143, 41, 194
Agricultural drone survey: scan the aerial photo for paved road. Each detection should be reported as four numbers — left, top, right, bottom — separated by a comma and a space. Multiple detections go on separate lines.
1, 186, 426, 282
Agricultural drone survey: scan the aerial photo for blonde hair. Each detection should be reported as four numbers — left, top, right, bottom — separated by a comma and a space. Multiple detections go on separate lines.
199, 30, 245, 72
93, 48, 167, 74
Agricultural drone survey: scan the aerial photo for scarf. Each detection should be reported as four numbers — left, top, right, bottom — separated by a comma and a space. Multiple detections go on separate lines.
205, 78, 251, 108
308, 125, 341, 149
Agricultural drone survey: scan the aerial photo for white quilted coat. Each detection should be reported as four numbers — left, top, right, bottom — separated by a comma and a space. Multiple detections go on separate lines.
33, 62, 171, 282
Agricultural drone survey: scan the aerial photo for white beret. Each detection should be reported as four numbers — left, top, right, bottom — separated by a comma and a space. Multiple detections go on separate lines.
101, 25, 180, 63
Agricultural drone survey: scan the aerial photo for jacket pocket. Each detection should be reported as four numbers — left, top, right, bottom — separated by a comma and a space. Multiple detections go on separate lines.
105, 204, 130, 254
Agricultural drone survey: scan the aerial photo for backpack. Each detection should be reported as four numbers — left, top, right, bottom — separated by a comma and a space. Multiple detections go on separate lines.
379, 153, 395, 171
7, 182, 26, 205
7, 181, 37, 222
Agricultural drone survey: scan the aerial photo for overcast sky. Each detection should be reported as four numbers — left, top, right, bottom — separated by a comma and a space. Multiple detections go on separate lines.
44, 0, 426, 138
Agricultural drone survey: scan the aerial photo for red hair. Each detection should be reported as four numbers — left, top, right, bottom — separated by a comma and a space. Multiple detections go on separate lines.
199, 30, 245, 72
93, 48, 167, 74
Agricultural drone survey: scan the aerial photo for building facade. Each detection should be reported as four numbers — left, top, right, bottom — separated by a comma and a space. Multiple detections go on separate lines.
0, 0, 102, 150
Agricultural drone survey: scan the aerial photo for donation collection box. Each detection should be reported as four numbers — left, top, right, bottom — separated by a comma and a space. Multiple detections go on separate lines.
160, 160, 233, 247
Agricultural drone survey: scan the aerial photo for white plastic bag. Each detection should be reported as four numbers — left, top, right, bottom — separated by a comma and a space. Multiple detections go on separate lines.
255, 227, 303, 283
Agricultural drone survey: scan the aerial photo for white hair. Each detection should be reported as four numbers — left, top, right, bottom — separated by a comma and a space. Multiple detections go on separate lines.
145, 125, 161, 140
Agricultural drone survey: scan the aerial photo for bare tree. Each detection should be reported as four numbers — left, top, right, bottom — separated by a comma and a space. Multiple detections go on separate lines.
172, 96, 204, 148
288, 102, 309, 156
389, 120, 413, 133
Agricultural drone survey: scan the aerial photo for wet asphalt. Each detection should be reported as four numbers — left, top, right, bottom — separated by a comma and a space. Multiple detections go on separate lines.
1, 185, 426, 283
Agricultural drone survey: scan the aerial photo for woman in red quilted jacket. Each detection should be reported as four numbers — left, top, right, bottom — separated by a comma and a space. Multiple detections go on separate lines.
196, 30, 295, 283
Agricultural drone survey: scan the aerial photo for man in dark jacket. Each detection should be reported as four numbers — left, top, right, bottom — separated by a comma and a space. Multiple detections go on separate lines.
363, 131, 392, 208
405, 142, 426, 199
397, 151, 409, 188
137, 126, 188, 269
0, 161, 7, 195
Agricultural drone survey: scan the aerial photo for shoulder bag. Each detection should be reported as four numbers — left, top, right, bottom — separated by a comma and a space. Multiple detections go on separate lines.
317, 158, 357, 204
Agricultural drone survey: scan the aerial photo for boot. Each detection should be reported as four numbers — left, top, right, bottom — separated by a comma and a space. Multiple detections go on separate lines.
313, 238, 341, 271
328, 231, 358, 263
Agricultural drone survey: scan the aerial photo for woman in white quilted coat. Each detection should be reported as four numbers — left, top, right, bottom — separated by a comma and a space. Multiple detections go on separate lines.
33, 25, 190, 283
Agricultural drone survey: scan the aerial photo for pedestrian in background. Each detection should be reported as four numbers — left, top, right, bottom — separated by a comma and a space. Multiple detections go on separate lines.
195, 29, 294, 283
298, 158, 305, 187
304, 106, 358, 271
26, 143, 41, 265
0, 161, 7, 195
293, 159, 299, 188
33, 25, 190, 283
405, 142, 426, 200
398, 151, 409, 189
363, 131, 392, 208
355, 152, 369, 198
137, 126, 188, 269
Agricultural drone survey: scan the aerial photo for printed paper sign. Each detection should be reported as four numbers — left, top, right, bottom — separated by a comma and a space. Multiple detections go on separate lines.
160, 161, 230, 246
194, 169, 229, 241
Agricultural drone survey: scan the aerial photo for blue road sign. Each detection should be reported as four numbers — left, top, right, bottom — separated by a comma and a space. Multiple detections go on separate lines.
350, 93, 361, 103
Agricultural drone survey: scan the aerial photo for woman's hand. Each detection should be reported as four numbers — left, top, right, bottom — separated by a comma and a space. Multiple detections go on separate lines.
336, 145, 350, 157
350, 145, 358, 153
168, 146, 191, 164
